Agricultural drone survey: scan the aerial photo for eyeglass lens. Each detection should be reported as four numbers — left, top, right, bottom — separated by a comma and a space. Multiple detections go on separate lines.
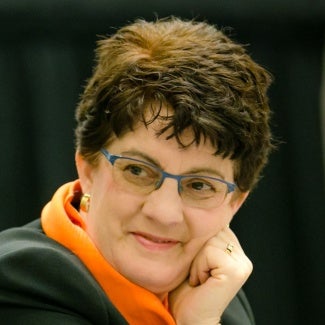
111, 157, 227, 208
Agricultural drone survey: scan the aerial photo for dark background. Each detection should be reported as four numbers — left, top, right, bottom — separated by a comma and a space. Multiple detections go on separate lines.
0, 1, 324, 324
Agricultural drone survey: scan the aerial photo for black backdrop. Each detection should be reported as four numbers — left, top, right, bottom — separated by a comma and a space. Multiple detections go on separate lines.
0, 1, 324, 324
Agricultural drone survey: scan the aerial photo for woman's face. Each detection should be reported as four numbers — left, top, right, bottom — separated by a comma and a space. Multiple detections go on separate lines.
76, 110, 247, 300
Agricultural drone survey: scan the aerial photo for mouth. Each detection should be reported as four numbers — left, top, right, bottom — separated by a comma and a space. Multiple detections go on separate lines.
131, 232, 180, 251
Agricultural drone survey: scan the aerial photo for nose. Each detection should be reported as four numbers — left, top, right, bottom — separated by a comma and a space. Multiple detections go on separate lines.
142, 178, 184, 225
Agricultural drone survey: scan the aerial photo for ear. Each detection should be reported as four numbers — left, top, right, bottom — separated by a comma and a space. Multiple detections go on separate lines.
75, 151, 94, 194
229, 191, 250, 215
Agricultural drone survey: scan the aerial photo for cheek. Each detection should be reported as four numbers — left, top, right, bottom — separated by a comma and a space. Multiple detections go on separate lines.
186, 205, 234, 243
90, 177, 145, 225
85, 173, 131, 226
85, 188, 145, 252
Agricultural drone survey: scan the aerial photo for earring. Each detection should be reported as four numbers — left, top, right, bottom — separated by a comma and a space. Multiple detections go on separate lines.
80, 193, 91, 212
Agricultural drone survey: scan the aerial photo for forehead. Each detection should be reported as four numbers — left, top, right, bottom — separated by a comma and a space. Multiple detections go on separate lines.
107, 102, 220, 160
136, 102, 217, 150
107, 116, 235, 180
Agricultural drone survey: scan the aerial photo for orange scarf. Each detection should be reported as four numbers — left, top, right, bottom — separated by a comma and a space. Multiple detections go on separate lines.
41, 180, 176, 325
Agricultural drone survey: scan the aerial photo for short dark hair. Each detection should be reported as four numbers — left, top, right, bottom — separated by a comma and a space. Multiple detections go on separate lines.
75, 17, 274, 191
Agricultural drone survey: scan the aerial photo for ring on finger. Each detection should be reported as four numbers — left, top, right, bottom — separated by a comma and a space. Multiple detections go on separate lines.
225, 243, 234, 255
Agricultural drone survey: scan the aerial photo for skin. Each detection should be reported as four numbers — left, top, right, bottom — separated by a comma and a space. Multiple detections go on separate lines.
76, 107, 252, 324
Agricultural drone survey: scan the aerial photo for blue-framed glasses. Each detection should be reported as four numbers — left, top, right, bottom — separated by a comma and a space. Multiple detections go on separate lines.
100, 148, 236, 209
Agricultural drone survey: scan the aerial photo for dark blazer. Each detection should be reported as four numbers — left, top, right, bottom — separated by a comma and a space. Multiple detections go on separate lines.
0, 220, 255, 324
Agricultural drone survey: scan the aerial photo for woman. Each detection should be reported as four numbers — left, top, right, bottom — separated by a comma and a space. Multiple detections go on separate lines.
0, 17, 273, 324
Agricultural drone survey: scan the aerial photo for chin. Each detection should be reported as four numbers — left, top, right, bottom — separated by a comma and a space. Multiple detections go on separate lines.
129, 268, 188, 297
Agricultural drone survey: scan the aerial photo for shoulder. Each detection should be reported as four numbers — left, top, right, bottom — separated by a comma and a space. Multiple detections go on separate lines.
221, 289, 255, 325
0, 220, 127, 325
0, 220, 91, 285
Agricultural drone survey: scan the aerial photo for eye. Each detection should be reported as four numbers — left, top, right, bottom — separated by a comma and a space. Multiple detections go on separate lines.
188, 180, 215, 192
126, 164, 146, 177
182, 176, 227, 200
121, 161, 160, 186
124, 164, 151, 178
182, 177, 217, 196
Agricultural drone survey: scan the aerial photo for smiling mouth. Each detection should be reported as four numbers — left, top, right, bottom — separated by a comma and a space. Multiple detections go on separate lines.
131, 232, 180, 250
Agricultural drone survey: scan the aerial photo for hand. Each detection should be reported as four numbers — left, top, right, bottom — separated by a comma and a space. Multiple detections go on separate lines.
169, 226, 253, 325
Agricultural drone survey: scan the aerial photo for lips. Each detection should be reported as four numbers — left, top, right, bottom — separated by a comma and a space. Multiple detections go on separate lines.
131, 232, 180, 250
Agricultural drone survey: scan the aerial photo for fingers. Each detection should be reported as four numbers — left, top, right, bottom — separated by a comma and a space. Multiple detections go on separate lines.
170, 227, 253, 325
189, 226, 253, 287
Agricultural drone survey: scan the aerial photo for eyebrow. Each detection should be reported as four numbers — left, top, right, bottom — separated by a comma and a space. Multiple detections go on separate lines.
119, 149, 226, 180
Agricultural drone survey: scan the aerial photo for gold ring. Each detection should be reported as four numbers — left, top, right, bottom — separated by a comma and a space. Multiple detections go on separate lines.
226, 243, 234, 255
